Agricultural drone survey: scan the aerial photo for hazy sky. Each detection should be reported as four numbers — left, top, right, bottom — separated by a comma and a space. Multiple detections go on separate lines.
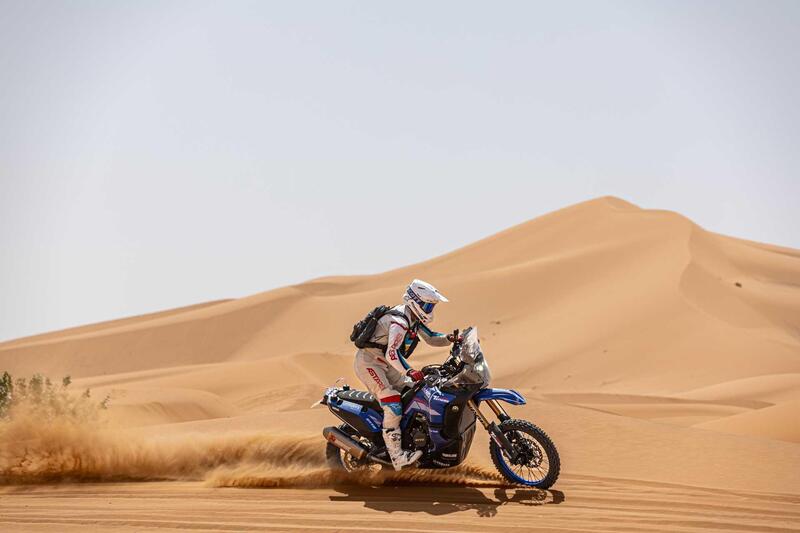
1, 1, 798, 341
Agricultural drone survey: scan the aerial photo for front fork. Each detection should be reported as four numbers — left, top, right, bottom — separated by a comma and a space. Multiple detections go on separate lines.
468, 399, 518, 461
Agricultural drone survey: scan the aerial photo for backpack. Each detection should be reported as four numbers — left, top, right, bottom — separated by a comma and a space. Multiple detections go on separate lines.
350, 305, 408, 351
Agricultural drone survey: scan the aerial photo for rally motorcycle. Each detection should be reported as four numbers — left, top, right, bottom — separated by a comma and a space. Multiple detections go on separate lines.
319, 327, 560, 488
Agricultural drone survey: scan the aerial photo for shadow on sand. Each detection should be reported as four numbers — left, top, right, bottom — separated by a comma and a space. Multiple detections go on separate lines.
329, 485, 565, 517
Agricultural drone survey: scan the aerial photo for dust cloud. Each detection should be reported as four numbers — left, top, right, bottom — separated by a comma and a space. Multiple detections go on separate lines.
0, 410, 505, 487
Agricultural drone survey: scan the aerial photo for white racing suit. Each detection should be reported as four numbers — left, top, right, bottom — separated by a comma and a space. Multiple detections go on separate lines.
353, 304, 450, 465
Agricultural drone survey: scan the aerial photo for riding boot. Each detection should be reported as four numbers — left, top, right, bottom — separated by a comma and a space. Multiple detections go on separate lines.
383, 428, 422, 471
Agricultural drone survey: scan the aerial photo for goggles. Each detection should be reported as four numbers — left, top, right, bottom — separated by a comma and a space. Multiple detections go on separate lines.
420, 301, 436, 313
407, 288, 436, 314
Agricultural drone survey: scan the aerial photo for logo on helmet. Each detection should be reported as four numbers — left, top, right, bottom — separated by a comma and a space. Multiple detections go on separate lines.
403, 279, 448, 324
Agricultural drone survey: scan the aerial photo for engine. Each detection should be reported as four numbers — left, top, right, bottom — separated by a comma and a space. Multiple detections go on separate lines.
405, 413, 430, 451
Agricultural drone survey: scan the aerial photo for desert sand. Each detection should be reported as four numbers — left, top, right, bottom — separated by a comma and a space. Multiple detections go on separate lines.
1, 196, 799, 532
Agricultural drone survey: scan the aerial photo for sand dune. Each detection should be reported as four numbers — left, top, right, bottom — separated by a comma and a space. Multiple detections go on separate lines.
1, 196, 799, 531
695, 399, 800, 443
678, 373, 800, 404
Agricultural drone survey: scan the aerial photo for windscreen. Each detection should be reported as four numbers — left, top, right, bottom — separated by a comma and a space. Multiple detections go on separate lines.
443, 326, 492, 387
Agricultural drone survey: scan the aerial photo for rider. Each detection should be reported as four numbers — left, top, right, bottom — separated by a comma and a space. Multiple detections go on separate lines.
353, 279, 456, 470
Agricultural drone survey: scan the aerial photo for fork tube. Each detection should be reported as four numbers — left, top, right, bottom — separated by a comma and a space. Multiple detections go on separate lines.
469, 399, 518, 459
486, 399, 510, 421
467, 399, 491, 429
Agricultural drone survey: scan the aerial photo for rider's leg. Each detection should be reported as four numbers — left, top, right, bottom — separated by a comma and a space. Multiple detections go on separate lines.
353, 352, 422, 470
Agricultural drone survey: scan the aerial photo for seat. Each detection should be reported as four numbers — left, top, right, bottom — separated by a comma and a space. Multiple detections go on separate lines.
337, 389, 380, 410
338, 384, 421, 412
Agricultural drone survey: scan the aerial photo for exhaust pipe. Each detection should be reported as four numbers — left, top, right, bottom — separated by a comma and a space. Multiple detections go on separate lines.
323, 426, 366, 460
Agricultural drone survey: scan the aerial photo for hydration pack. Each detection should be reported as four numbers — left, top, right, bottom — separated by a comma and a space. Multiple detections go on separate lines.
350, 305, 408, 350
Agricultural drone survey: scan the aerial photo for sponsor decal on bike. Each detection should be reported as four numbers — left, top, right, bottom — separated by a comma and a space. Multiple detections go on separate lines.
441, 452, 457, 458
406, 398, 442, 417
366, 414, 382, 429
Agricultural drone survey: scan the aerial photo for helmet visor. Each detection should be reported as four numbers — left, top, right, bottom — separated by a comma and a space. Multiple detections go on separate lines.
406, 287, 437, 314
420, 301, 436, 314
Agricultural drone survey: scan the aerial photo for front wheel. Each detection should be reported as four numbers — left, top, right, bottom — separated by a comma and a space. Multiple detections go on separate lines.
489, 419, 560, 488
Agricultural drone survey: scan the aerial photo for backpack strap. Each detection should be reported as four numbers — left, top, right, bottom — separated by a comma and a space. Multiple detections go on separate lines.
386, 309, 410, 325
361, 310, 411, 352
360, 341, 389, 350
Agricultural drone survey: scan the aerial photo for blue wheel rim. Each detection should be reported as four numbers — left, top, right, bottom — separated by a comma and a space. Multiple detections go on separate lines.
495, 435, 550, 486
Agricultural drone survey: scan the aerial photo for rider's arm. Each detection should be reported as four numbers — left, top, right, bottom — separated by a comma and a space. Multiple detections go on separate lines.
385, 319, 412, 373
418, 324, 451, 347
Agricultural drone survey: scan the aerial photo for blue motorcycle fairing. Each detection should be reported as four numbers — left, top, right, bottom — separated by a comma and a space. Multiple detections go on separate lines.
474, 388, 526, 405
403, 385, 454, 427
326, 384, 479, 468
400, 385, 458, 450
330, 399, 383, 432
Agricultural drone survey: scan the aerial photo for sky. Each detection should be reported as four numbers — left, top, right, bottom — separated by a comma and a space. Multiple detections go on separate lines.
1, 0, 798, 341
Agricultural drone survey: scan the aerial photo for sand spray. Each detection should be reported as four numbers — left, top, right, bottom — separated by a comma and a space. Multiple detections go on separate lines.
0, 404, 505, 487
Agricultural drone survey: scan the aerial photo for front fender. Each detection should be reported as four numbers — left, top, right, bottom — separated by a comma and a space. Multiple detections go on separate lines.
475, 388, 526, 406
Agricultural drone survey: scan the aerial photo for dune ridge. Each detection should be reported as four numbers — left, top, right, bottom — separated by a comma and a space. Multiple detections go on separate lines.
1, 197, 798, 443
1, 196, 799, 531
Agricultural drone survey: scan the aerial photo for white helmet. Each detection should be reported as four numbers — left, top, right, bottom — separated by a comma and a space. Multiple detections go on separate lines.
403, 279, 449, 324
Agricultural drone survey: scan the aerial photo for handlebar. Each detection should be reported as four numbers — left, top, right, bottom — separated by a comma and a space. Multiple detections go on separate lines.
419, 327, 473, 385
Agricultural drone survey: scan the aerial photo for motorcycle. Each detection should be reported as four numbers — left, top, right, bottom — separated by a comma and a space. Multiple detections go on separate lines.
319, 326, 560, 488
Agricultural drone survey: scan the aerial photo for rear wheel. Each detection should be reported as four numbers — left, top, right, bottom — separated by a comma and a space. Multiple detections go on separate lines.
489, 419, 560, 489
325, 424, 382, 473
